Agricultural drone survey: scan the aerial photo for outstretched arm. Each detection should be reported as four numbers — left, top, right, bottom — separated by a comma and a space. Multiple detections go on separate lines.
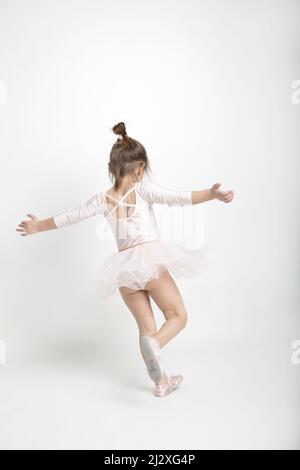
192, 182, 235, 204
16, 192, 106, 237
16, 214, 57, 236
138, 180, 235, 206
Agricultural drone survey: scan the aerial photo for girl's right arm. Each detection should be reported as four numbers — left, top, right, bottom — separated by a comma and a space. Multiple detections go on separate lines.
16, 214, 56, 236
39, 217, 57, 232
16, 192, 106, 236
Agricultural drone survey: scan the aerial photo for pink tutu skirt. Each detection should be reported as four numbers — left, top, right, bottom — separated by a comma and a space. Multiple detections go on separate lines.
95, 239, 212, 300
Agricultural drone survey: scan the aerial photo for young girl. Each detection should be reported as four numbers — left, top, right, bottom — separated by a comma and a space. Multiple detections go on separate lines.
16, 122, 234, 398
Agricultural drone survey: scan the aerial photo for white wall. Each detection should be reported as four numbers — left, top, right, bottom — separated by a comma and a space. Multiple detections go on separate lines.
0, 0, 299, 450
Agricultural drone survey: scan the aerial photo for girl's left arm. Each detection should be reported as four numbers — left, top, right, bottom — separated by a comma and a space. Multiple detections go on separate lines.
138, 179, 234, 206
192, 183, 235, 204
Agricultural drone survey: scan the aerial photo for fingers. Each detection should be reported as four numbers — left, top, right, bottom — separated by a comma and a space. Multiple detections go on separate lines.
16, 216, 32, 235
16, 227, 27, 234
212, 183, 235, 204
16, 221, 29, 235
16, 214, 38, 236
219, 190, 235, 203
223, 192, 234, 203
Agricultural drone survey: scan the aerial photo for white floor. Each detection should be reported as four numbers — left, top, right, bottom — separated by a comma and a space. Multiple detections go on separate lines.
0, 335, 299, 450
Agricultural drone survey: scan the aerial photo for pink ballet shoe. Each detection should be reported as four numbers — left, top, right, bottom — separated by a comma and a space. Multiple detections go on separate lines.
154, 374, 183, 397
140, 335, 163, 383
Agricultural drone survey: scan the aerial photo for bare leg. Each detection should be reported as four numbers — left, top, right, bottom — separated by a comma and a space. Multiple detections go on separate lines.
145, 270, 188, 349
119, 286, 168, 384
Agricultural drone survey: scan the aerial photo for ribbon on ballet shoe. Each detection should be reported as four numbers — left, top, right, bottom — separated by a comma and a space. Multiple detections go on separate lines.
140, 335, 163, 383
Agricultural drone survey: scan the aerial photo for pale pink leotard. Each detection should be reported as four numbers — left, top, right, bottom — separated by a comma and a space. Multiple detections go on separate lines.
53, 178, 193, 251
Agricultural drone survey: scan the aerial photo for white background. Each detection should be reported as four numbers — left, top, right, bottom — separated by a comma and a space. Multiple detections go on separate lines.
0, 0, 299, 450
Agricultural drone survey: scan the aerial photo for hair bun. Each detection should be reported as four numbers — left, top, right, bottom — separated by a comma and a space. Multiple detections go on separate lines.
112, 122, 127, 138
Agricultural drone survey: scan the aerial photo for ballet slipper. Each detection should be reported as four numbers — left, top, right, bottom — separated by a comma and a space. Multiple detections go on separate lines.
154, 374, 183, 397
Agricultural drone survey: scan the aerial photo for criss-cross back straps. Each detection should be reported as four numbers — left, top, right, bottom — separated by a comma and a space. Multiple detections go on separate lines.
106, 194, 136, 206
106, 185, 136, 216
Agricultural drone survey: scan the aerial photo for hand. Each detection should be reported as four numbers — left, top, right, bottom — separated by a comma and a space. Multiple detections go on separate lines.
16, 213, 40, 236
211, 182, 235, 203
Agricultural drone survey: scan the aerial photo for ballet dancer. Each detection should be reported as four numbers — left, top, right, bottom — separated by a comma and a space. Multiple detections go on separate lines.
16, 122, 235, 397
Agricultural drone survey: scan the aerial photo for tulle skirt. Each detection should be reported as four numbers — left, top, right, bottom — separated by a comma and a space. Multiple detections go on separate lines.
95, 238, 212, 300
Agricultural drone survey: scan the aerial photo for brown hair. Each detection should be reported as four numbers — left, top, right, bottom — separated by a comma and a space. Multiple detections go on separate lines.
108, 122, 150, 191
